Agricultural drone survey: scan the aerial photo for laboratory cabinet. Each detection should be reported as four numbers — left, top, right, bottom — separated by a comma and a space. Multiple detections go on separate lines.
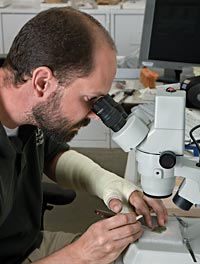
70, 120, 111, 148
110, 9, 144, 56
0, 5, 145, 56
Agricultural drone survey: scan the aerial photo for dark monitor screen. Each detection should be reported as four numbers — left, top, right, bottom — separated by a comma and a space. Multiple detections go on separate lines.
139, 0, 200, 83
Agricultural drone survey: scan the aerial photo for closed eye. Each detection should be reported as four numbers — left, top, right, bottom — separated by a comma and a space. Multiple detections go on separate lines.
86, 96, 98, 102
83, 96, 99, 107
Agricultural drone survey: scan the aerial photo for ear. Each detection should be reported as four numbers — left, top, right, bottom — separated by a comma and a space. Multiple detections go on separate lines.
32, 66, 54, 97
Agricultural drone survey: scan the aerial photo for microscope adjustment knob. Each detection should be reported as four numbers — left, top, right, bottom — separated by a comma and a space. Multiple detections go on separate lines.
159, 151, 176, 169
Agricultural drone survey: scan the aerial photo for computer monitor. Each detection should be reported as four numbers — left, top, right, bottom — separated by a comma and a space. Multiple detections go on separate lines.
139, 0, 200, 83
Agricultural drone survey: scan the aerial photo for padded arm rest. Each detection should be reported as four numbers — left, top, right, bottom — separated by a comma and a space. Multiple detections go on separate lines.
42, 182, 76, 206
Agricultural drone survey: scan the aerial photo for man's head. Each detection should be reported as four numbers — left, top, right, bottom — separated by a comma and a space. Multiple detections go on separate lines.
3, 7, 116, 86
2, 7, 117, 142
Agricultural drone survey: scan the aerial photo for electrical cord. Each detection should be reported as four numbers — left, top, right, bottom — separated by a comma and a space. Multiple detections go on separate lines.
189, 124, 200, 166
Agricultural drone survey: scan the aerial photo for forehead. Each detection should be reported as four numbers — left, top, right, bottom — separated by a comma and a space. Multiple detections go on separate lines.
61, 46, 117, 99
90, 46, 117, 95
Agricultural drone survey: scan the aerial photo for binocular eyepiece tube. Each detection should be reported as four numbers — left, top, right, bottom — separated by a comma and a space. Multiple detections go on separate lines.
92, 94, 128, 132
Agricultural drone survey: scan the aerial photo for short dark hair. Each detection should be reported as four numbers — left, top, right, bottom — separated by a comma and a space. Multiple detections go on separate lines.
3, 7, 116, 85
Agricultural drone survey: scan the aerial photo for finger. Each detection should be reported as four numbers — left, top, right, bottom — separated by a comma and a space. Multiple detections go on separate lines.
111, 221, 143, 241
113, 229, 143, 260
129, 193, 153, 228
143, 197, 168, 226
109, 198, 123, 213
104, 213, 137, 230
110, 228, 143, 253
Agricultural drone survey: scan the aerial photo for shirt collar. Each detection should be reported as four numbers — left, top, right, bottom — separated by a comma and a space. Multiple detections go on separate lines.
3, 126, 19, 137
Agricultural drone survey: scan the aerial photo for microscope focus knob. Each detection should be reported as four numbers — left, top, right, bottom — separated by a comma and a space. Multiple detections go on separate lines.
159, 151, 176, 169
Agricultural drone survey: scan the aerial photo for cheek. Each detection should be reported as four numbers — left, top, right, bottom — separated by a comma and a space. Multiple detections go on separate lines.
61, 100, 91, 121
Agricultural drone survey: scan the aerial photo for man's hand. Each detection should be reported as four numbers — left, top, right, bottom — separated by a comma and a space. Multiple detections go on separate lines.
109, 190, 168, 228
71, 212, 143, 264
34, 213, 143, 264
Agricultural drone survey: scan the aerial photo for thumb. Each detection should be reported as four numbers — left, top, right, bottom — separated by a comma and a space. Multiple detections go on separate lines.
109, 198, 123, 213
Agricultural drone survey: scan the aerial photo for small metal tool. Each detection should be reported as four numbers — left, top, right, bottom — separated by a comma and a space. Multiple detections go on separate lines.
95, 209, 116, 218
95, 209, 143, 221
173, 214, 197, 262
183, 238, 197, 262
118, 89, 135, 104
173, 214, 188, 228
110, 88, 135, 99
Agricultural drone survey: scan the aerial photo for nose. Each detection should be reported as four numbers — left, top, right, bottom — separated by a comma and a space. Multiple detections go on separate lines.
87, 110, 100, 120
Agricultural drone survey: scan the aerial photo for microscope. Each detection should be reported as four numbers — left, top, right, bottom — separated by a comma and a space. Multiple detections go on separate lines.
92, 88, 200, 211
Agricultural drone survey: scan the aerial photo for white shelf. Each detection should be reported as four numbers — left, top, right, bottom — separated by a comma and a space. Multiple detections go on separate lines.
0, 0, 11, 8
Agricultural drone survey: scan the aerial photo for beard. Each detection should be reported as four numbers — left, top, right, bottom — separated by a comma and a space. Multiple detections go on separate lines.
31, 91, 91, 143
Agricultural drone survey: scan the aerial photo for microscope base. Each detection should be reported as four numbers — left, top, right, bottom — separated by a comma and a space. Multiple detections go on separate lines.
116, 216, 200, 264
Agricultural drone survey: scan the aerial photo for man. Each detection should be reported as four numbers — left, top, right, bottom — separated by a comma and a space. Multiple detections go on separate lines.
0, 7, 167, 264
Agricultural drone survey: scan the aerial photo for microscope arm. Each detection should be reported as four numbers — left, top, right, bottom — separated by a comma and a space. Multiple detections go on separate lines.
174, 157, 200, 208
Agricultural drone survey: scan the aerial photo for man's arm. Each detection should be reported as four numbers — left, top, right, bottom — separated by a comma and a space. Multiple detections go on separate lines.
41, 149, 167, 263
44, 149, 167, 227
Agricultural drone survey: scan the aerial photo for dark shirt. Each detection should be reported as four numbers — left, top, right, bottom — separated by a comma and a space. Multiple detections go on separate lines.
0, 124, 69, 264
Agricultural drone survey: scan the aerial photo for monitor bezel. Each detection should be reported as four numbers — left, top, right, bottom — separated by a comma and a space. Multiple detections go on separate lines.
139, 0, 200, 71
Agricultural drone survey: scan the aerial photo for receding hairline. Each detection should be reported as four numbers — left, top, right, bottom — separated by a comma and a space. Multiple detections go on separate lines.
60, 7, 116, 51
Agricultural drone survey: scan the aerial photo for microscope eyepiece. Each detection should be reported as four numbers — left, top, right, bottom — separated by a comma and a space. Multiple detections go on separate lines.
92, 95, 127, 132
103, 94, 128, 119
